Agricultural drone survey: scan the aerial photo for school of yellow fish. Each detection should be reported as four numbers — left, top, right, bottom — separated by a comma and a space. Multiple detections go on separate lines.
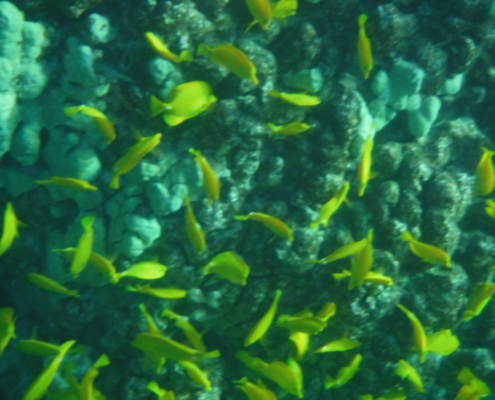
0, 0, 494, 399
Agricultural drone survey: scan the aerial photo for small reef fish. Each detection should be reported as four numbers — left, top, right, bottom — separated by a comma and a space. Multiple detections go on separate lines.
35, 177, 98, 192
28, 273, 80, 298
236, 351, 304, 398
357, 14, 373, 79
400, 230, 451, 267
151, 81, 217, 127
81, 354, 110, 400
235, 213, 293, 241
71, 216, 96, 278
484, 198, 495, 219
145, 32, 193, 63
316, 302, 337, 321
235, 377, 278, 400
426, 329, 460, 356
22, 340, 76, 400
397, 304, 427, 363
110, 133, 162, 189
64, 105, 116, 144
132, 332, 220, 361
360, 390, 407, 400
189, 148, 220, 203
0, 307, 16, 355
244, 0, 272, 31
138, 304, 165, 373
325, 353, 362, 389
271, 0, 297, 21
310, 183, 349, 230
197, 43, 258, 85
268, 90, 321, 106
310, 237, 366, 264
267, 121, 310, 136
127, 285, 188, 299
162, 310, 206, 352
333, 269, 394, 286
358, 128, 377, 197
456, 368, 491, 399
474, 147, 495, 196
115, 261, 168, 282
179, 360, 212, 391
463, 282, 495, 321
148, 381, 177, 400
289, 331, 309, 360
0, 202, 25, 257
201, 251, 250, 285
245, 290, 282, 347
349, 229, 374, 290
313, 335, 361, 354
277, 311, 327, 334
395, 360, 424, 393
185, 194, 207, 254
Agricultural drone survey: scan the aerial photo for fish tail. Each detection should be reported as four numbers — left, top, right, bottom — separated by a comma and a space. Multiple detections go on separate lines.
150, 95, 168, 117
81, 216, 96, 230
310, 220, 320, 231
234, 215, 249, 221
324, 376, 336, 389
63, 106, 83, 117
204, 349, 221, 358
109, 173, 120, 189
68, 290, 81, 298
189, 148, 201, 157
358, 13, 368, 28
267, 123, 279, 135
35, 180, 48, 185
308, 259, 321, 264
196, 43, 212, 56
245, 20, 258, 33
400, 230, 413, 242
481, 146, 495, 157
179, 50, 194, 62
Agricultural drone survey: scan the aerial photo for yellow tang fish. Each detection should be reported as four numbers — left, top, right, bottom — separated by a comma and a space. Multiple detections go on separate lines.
397, 304, 427, 363
271, 0, 297, 21
426, 329, 460, 356
401, 230, 451, 267
244, 290, 282, 347
189, 148, 220, 203
36, 177, 97, 191
147, 381, 177, 400
197, 43, 258, 85
201, 251, 250, 285
179, 360, 213, 391
235, 377, 278, 400
110, 133, 162, 189
474, 147, 495, 196
115, 261, 168, 282
395, 360, 424, 392
267, 121, 310, 136
236, 351, 304, 398
162, 310, 206, 352
28, 273, 80, 298
185, 194, 207, 254
289, 331, 310, 360
309, 236, 366, 264
457, 368, 491, 398
358, 127, 378, 197
71, 216, 96, 278
349, 229, 374, 290
145, 32, 193, 63
151, 81, 217, 127
22, 340, 76, 400
127, 285, 188, 299
463, 282, 495, 321
325, 353, 362, 389
277, 311, 327, 334
332, 269, 394, 286
313, 335, 361, 354
268, 90, 321, 106
0, 202, 25, 257
357, 14, 373, 79
64, 105, 116, 144
244, 0, 272, 31
0, 307, 16, 355
310, 182, 350, 230
81, 354, 110, 400
360, 390, 407, 400
235, 212, 293, 241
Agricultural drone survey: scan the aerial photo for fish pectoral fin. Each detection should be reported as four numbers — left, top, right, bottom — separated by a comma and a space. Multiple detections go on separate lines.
369, 170, 379, 180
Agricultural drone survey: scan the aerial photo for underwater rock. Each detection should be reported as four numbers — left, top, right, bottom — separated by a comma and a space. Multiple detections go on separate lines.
58, 0, 103, 18
389, 59, 425, 111
10, 121, 40, 165
88, 13, 114, 44
407, 95, 442, 139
